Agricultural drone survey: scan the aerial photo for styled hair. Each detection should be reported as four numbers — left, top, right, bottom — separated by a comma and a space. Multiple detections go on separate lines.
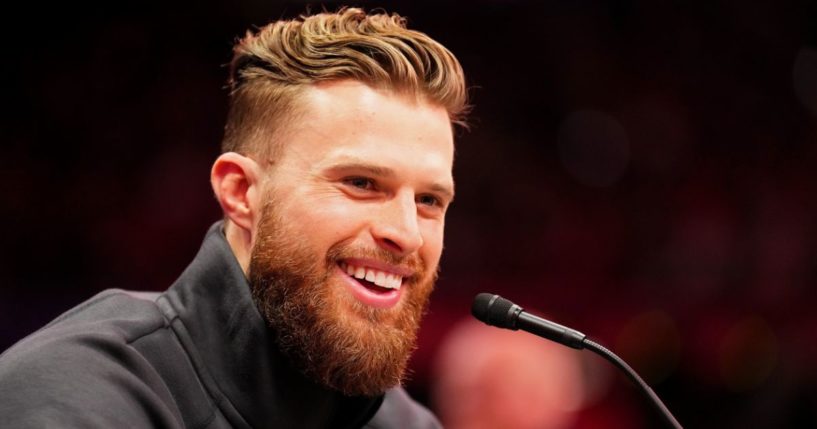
221, 7, 469, 159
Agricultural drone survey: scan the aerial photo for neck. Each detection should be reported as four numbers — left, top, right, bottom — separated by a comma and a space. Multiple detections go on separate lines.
224, 219, 252, 275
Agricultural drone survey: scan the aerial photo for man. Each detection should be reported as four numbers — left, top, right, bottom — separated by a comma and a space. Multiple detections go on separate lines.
0, 8, 467, 428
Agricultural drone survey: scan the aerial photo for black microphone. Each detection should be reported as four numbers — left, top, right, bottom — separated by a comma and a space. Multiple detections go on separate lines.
471, 292, 587, 349
471, 293, 683, 429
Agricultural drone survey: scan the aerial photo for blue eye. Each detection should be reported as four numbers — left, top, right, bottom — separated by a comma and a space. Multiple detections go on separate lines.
344, 177, 376, 190
417, 194, 440, 207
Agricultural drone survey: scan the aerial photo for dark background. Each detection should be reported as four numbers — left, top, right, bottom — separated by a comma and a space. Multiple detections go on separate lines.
2, 1, 816, 427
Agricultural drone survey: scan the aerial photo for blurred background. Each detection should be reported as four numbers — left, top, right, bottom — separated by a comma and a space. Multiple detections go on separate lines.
2, 0, 816, 427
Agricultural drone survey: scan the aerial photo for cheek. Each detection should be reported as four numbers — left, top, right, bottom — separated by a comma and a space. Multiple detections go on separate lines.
283, 196, 369, 243
420, 220, 446, 264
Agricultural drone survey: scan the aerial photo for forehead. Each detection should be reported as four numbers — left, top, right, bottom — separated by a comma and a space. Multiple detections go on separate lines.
275, 80, 455, 181
300, 80, 451, 134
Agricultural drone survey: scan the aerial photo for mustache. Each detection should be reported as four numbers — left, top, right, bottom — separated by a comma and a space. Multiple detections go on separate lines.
325, 243, 427, 282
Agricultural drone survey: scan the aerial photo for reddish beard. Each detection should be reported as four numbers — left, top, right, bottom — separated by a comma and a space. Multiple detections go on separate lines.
248, 199, 437, 397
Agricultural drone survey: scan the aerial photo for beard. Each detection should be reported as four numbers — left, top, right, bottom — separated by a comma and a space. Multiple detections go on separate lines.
247, 197, 437, 397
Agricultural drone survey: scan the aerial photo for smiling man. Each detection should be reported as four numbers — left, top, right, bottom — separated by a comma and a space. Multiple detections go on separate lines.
235, 79, 456, 399
0, 8, 467, 429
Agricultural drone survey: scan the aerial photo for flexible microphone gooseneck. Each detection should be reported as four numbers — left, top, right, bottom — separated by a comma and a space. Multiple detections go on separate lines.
472, 293, 683, 429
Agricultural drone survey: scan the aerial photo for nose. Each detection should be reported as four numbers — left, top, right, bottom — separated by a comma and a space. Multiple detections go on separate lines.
371, 192, 424, 256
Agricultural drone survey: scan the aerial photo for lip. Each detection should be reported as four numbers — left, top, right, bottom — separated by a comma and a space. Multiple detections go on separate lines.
335, 263, 403, 309
341, 257, 414, 278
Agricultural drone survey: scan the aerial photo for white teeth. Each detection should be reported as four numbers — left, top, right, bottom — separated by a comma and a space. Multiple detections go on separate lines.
343, 262, 403, 290
374, 271, 387, 287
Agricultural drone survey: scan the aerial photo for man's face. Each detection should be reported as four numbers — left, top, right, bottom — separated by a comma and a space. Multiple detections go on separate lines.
248, 80, 454, 396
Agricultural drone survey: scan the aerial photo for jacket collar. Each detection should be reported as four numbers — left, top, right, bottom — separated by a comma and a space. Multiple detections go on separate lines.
163, 222, 382, 428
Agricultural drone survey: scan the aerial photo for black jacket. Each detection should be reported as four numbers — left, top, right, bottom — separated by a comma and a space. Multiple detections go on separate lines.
0, 223, 441, 428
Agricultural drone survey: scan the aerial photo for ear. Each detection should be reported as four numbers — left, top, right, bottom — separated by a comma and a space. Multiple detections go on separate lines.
210, 152, 264, 232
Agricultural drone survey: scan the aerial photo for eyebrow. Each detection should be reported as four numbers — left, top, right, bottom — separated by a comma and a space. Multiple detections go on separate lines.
327, 161, 456, 201
330, 162, 395, 178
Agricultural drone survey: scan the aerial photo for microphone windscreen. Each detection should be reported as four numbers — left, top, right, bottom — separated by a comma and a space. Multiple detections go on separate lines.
471, 293, 515, 328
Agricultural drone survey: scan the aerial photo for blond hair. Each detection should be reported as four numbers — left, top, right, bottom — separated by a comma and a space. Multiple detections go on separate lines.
221, 7, 468, 159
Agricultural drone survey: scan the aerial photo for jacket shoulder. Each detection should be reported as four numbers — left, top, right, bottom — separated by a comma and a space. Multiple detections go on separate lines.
364, 387, 442, 429
0, 289, 183, 428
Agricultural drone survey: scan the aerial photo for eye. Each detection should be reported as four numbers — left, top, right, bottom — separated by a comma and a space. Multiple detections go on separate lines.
342, 176, 376, 191
417, 194, 441, 207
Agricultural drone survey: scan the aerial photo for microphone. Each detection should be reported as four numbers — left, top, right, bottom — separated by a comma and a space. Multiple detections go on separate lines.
471, 292, 587, 349
472, 293, 683, 429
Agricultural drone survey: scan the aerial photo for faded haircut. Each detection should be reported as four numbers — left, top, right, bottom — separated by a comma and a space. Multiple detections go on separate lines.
221, 7, 469, 160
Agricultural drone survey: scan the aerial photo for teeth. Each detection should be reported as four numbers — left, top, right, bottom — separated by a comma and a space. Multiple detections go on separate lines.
342, 262, 403, 290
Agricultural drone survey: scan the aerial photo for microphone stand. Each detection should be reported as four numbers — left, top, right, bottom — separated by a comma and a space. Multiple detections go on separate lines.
582, 338, 682, 429
472, 293, 683, 429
